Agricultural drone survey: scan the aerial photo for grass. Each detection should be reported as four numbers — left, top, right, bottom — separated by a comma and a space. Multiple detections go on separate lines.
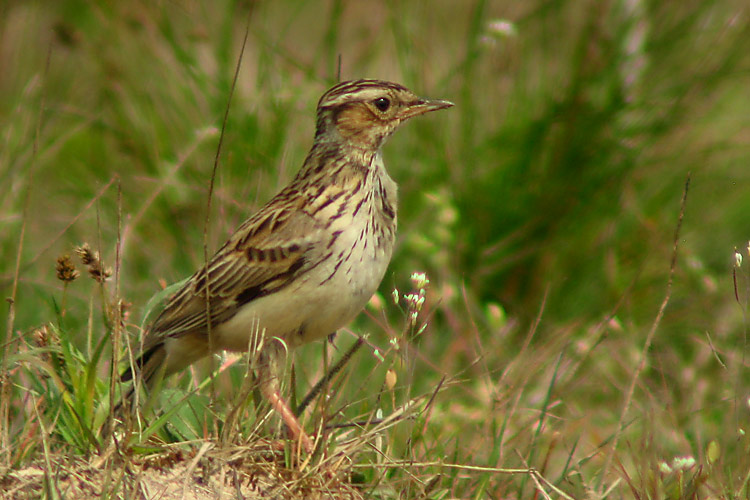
2, 0, 750, 498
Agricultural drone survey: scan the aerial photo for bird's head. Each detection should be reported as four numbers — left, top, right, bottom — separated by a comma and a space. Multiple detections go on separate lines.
315, 79, 453, 151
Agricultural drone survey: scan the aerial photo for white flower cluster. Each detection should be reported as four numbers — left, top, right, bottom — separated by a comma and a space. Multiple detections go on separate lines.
404, 272, 429, 328
658, 455, 696, 474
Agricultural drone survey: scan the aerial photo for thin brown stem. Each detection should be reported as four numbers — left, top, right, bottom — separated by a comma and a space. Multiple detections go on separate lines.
1, 40, 52, 468
202, 4, 254, 408
598, 173, 691, 492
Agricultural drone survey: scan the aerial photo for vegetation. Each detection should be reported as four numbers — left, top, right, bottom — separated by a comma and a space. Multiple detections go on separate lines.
2, 0, 750, 497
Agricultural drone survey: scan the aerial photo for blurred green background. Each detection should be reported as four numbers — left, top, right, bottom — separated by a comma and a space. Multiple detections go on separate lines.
2, 0, 750, 496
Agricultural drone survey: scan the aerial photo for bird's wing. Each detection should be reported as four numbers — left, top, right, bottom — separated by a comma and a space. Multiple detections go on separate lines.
143, 196, 326, 346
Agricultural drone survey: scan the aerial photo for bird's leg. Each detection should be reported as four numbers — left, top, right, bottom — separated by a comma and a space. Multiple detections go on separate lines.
258, 339, 314, 453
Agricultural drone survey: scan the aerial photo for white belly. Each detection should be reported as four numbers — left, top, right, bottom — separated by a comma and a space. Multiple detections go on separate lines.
214, 218, 393, 352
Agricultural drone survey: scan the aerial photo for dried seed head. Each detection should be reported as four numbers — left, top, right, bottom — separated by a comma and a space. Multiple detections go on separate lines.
75, 243, 96, 265
32, 325, 59, 365
32, 325, 51, 348
55, 254, 80, 282
75, 243, 112, 283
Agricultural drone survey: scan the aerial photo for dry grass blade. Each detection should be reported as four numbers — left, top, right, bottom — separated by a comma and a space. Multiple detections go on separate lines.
297, 337, 364, 417
1, 40, 52, 471
201, 6, 255, 372
329, 378, 446, 467
598, 173, 691, 493
0, 176, 118, 286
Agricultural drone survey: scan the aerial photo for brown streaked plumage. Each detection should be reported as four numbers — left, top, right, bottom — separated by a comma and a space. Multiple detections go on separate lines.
121, 79, 453, 451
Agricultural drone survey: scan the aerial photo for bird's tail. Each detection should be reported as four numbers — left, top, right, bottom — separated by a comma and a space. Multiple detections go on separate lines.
120, 343, 166, 384
109, 344, 167, 421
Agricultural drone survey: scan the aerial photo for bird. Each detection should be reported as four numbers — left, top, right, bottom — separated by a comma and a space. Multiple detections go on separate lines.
120, 79, 453, 452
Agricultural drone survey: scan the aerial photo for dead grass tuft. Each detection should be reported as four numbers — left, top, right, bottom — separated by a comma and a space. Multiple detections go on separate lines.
2, 442, 366, 500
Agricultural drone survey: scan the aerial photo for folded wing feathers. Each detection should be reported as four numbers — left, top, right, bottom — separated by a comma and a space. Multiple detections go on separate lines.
145, 208, 319, 343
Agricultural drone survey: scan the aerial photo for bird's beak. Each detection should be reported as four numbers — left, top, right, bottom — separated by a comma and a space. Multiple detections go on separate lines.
400, 98, 454, 120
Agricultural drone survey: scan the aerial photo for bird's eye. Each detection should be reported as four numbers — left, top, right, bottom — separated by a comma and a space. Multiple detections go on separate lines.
373, 97, 391, 112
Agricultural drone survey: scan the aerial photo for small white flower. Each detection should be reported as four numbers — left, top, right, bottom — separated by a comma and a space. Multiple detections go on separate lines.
735, 249, 743, 268
410, 272, 429, 290
671, 456, 695, 471
487, 19, 517, 37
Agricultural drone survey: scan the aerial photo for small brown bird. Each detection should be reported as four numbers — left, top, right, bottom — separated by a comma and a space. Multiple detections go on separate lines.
121, 79, 453, 451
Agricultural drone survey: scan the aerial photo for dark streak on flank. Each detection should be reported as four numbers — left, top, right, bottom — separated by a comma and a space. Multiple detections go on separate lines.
327, 230, 343, 249
381, 198, 395, 220
319, 257, 344, 285
351, 195, 366, 217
